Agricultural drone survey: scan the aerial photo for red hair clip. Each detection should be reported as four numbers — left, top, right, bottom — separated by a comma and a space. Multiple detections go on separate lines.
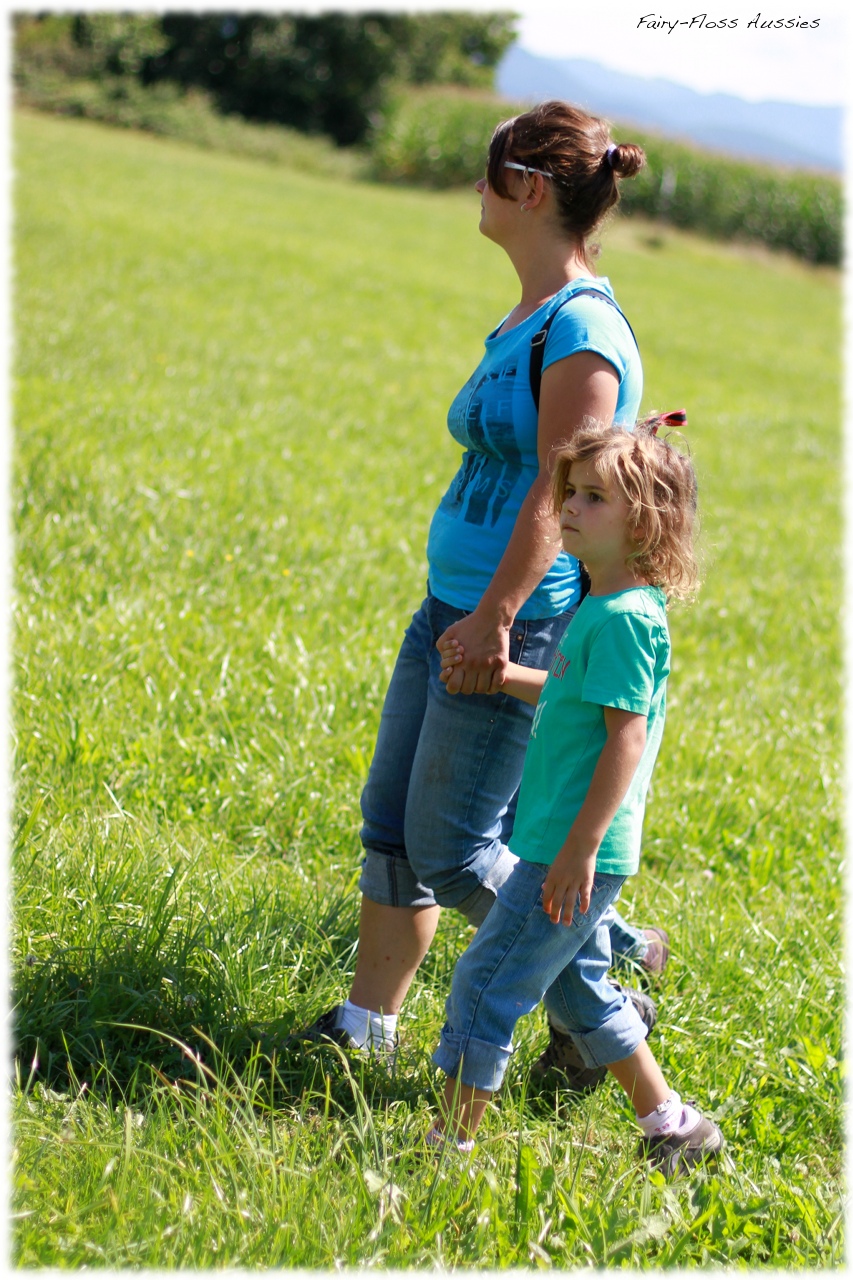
648, 409, 688, 436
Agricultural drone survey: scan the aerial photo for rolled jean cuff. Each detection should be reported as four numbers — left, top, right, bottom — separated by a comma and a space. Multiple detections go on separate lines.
432, 1030, 512, 1093
358, 849, 437, 910
570, 995, 649, 1069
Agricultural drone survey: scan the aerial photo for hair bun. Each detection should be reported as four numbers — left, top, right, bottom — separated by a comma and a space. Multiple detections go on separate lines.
609, 142, 646, 179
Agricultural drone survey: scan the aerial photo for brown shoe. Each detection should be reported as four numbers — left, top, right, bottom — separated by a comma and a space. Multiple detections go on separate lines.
530, 984, 657, 1093
639, 1108, 724, 1176
640, 927, 670, 976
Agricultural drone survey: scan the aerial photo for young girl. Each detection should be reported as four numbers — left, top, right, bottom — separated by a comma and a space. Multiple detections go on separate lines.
429, 417, 724, 1174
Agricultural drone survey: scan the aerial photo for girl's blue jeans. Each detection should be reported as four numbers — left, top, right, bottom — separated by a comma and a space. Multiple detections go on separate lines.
358, 591, 650, 959
433, 858, 649, 1092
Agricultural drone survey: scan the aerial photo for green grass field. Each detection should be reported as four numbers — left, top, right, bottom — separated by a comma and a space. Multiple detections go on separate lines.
12, 109, 843, 1268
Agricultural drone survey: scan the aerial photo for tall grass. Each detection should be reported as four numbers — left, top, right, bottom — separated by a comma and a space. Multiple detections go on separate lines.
370, 87, 842, 264
12, 110, 843, 1267
618, 130, 841, 265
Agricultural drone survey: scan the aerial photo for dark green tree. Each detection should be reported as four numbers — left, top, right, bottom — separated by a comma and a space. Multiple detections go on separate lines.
15, 11, 519, 146
388, 10, 518, 87
143, 11, 518, 145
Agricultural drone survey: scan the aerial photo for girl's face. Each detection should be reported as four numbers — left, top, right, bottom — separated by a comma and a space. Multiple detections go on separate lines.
559, 458, 635, 573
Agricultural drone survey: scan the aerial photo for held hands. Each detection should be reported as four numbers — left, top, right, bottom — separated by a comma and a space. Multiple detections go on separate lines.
438, 636, 465, 685
541, 843, 597, 927
435, 610, 510, 695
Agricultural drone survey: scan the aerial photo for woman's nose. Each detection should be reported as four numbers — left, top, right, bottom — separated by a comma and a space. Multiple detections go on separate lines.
475, 178, 486, 194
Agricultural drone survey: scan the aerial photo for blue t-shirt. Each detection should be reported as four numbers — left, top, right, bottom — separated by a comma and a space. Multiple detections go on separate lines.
509, 587, 670, 876
427, 277, 642, 619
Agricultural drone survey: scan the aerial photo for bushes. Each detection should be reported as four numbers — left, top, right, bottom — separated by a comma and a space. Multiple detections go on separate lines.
370, 89, 842, 265
370, 87, 517, 188
14, 66, 363, 182
14, 12, 167, 80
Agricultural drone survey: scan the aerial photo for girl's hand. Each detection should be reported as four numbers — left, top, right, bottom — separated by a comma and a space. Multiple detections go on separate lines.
438, 637, 464, 684
437, 610, 510, 695
541, 846, 597, 927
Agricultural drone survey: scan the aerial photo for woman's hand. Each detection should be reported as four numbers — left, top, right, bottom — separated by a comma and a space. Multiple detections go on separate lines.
437, 610, 510, 695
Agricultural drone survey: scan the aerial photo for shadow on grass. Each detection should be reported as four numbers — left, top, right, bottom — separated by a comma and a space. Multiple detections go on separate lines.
14, 992, 425, 1121
11, 879, 385, 1114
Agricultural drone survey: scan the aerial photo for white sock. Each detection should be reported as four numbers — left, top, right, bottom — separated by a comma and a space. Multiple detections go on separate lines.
636, 1092, 701, 1138
339, 999, 398, 1052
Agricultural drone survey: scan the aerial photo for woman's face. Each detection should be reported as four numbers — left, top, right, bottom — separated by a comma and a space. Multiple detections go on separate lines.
474, 170, 526, 245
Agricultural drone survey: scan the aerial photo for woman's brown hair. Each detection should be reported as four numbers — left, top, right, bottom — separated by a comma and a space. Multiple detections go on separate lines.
550, 417, 699, 601
486, 100, 645, 263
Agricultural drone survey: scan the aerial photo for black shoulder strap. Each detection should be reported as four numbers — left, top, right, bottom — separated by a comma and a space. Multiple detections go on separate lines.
528, 289, 639, 412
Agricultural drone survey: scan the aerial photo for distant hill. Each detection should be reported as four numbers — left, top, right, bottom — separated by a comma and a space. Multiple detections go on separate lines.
497, 46, 842, 172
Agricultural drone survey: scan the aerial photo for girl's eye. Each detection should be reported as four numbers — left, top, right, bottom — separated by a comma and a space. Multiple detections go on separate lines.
589, 492, 603, 502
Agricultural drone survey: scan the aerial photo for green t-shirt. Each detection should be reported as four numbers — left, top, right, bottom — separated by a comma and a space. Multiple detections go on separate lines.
509, 586, 670, 876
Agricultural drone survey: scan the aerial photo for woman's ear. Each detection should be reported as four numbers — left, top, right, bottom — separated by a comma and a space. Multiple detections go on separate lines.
525, 173, 547, 209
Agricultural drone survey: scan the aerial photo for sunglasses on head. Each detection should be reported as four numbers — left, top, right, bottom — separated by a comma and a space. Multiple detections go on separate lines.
503, 161, 554, 180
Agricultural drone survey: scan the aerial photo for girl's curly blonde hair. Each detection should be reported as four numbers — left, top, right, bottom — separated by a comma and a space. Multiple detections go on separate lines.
551, 415, 699, 601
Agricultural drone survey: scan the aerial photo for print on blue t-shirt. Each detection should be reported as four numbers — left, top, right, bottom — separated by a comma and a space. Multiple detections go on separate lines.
442, 359, 523, 527
427, 277, 643, 620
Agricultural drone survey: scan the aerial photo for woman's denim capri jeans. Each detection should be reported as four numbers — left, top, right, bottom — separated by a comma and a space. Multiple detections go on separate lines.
358, 589, 575, 926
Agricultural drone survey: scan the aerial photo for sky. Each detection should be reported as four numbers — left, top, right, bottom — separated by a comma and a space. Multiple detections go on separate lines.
513, 2, 847, 106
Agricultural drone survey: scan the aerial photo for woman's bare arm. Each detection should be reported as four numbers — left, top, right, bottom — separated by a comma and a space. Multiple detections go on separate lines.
439, 351, 618, 695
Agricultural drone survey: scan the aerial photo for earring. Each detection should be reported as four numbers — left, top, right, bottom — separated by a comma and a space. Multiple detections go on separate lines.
520, 203, 528, 212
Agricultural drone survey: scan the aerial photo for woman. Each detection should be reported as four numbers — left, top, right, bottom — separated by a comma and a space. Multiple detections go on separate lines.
297, 101, 667, 1087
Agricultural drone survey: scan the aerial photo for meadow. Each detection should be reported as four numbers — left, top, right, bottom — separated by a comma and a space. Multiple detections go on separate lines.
11, 109, 844, 1267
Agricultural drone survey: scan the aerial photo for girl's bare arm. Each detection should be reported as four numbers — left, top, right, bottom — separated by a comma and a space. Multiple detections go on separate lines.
541, 706, 647, 925
492, 661, 547, 705
439, 642, 547, 705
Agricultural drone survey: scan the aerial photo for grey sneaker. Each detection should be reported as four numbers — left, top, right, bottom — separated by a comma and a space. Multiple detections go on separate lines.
639, 1107, 725, 1176
290, 1005, 360, 1050
530, 984, 657, 1093
288, 1005, 397, 1061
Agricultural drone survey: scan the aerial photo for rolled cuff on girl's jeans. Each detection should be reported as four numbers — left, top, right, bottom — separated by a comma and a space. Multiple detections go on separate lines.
560, 993, 649, 1069
542, 913, 650, 1067
432, 1032, 512, 1093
